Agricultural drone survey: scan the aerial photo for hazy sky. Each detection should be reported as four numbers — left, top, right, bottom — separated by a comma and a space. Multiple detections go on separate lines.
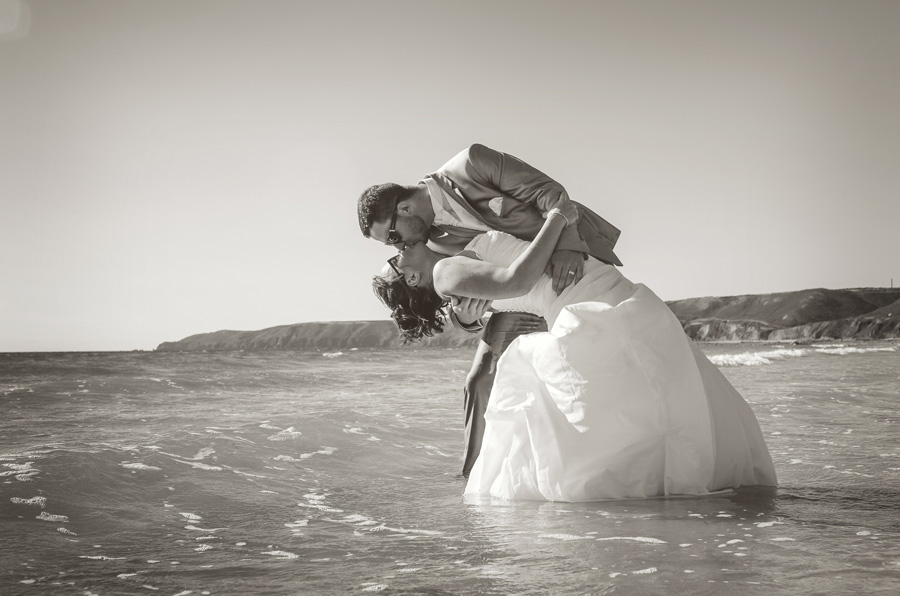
1, 0, 898, 352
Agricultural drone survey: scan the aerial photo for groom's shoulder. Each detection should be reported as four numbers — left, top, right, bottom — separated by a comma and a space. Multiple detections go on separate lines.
435, 143, 496, 178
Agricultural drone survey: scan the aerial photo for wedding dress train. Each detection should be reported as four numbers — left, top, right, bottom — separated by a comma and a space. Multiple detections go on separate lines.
462, 232, 777, 502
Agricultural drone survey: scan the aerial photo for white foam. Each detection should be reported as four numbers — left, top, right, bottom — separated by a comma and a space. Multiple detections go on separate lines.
539, 533, 590, 541
231, 470, 267, 478
184, 525, 226, 532
816, 346, 896, 355
36, 511, 68, 523
268, 427, 302, 441
367, 524, 441, 536
262, 550, 298, 559
10, 496, 46, 508
3, 462, 35, 470
322, 352, 344, 358
709, 348, 806, 367
160, 449, 222, 470
298, 502, 344, 513
191, 447, 215, 460
299, 447, 337, 459
0, 468, 32, 477
171, 459, 222, 471
57, 527, 77, 535
179, 513, 202, 520
79, 555, 125, 560
121, 463, 162, 471
597, 536, 667, 544
632, 567, 657, 575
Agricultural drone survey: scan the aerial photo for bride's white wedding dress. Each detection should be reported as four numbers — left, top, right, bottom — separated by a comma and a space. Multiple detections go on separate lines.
462, 231, 777, 502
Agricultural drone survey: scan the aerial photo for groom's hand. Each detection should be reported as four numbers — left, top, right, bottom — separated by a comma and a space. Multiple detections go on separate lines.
547, 249, 586, 295
451, 297, 491, 326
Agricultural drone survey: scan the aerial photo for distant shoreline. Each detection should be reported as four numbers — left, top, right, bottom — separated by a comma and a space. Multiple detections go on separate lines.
155, 287, 900, 352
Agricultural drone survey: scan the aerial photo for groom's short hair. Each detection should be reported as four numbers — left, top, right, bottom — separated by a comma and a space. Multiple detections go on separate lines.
357, 183, 417, 237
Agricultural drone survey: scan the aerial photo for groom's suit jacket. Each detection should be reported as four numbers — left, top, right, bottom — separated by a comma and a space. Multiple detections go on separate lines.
423, 143, 622, 266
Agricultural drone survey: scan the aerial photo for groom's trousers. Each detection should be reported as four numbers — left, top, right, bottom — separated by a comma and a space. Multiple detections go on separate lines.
461, 311, 548, 477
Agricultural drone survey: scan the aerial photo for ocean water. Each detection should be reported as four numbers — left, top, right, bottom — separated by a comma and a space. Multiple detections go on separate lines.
1, 341, 899, 595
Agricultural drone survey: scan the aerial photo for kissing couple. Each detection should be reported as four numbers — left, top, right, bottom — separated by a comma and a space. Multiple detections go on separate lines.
357, 143, 776, 502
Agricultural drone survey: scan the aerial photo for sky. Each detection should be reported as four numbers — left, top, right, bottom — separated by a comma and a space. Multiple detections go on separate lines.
1, 0, 898, 352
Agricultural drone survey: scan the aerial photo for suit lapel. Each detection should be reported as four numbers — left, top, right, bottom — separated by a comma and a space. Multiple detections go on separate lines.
426, 173, 486, 221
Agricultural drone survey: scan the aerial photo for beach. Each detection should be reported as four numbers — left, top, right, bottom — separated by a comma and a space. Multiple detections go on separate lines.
2, 342, 899, 595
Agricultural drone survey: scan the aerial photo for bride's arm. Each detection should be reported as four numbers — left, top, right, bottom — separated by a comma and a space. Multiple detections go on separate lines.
433, 203, 578, 300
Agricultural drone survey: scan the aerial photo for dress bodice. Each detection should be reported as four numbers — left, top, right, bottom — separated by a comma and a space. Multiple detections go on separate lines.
463, 232, 555, 318
463, 231, 613, 326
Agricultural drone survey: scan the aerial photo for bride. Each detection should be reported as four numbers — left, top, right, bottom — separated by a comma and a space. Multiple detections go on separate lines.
373, 199, 777, 502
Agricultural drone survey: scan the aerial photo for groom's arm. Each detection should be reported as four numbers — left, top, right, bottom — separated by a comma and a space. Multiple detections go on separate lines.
464, 143, 591, 256
464, 144, 590, 293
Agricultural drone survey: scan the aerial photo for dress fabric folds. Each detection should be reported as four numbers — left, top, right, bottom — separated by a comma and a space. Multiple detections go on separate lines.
462, 232, 777, 502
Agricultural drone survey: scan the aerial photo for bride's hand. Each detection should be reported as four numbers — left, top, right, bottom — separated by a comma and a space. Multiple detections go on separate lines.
451, 296, 491, 326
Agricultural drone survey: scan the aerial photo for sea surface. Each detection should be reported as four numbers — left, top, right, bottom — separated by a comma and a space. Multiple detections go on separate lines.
1, 340, 899, 595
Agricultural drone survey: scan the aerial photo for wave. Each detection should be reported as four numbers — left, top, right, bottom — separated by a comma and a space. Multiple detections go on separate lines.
815, 346, 896, 355
708, 348, 807, 367
709, 344, 897, 366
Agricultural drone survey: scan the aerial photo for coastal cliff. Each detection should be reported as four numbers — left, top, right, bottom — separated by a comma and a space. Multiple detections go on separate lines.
670, 288, 900, 341
156, 287, 900, 352
155, 320, 479, 351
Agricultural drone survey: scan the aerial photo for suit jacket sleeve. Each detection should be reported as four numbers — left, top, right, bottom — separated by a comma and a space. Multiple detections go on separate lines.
464, 143, 590, 254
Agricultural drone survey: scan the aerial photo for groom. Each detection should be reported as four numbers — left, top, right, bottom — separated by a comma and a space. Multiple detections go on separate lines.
357, 143, 622, 476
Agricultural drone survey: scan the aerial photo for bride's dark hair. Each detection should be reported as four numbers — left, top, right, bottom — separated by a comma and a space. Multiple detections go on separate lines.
372, 274, 449, 343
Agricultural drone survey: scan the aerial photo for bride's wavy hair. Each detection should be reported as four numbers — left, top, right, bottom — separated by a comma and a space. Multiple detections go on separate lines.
372, 274, 449, 343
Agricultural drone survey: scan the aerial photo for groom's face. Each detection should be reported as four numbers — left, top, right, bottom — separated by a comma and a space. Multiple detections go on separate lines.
368, 206, 430, 251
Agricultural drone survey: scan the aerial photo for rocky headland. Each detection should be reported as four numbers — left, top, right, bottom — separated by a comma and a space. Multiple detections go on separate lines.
156, 287, 900, 352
